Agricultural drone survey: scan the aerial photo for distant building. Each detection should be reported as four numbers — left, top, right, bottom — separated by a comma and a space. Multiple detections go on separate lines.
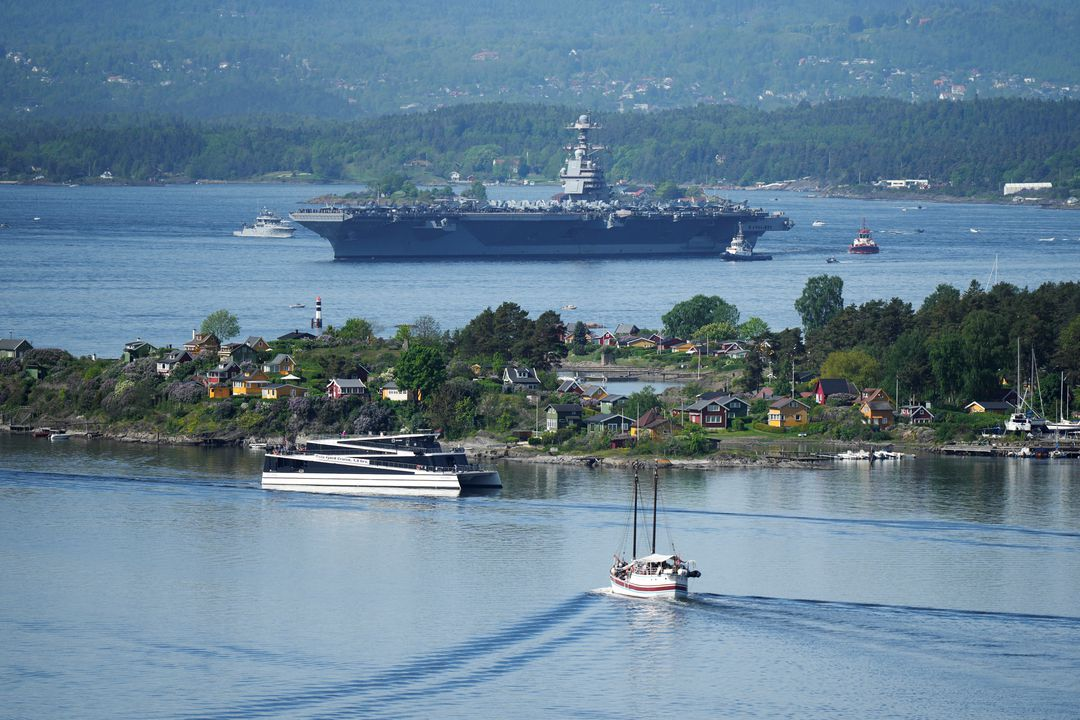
0, 338, 33, 359
1003, 182, 1052, 196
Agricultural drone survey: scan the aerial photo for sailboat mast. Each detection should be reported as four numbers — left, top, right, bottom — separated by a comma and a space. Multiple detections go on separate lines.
632, 470, 639, 559
651, 468, 659, 554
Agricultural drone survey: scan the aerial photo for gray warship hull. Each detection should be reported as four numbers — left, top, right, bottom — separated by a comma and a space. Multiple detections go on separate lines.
291, 207, 793, 260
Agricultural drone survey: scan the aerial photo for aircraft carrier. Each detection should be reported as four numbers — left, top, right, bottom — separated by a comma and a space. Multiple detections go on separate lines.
290, 114, 793, 260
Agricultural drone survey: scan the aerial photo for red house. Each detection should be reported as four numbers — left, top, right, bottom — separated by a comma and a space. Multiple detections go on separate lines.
326, 378, 368, 399
675, 398, 729, 429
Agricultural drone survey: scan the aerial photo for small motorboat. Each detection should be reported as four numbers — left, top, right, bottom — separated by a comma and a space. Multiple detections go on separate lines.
969, 228, 980, 233
289, 303, 306, 309
49, 431, 70, 442
811, 220, 826, 227
826, 256, 839, 264
561, 304, 577, 310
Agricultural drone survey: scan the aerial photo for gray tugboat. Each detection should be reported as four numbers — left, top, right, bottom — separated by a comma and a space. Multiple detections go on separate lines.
290, 114, 793, 260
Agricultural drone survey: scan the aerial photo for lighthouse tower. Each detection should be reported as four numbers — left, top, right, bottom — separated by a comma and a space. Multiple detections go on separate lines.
311, 296, 323, 330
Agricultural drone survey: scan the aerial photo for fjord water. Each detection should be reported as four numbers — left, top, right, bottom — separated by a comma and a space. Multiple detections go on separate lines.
1, 183, 1079, 355
2, 434, 1079, 719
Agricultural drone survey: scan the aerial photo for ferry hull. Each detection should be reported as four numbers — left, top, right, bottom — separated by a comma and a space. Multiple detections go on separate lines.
294, 212, 793, 260
261, 469, 500, 495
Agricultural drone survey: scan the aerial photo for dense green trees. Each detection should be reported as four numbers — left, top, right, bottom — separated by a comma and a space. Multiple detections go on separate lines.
662, 295, 739, 339
4, 98, 1080, 194
799, 279, 1080, 411
200, 309, 240, 341
795, 275, 844, 333
452, 302, 566, 370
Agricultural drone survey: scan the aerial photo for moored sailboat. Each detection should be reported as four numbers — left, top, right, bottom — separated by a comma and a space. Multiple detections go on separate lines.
609, 464, 700, 599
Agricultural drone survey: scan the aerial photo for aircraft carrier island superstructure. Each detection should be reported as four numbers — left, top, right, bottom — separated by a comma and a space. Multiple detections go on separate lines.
290, 114, 793, 260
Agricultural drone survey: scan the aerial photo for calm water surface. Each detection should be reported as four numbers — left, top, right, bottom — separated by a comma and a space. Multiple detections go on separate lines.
2, 435, 1078, 718
1, 184, 1079, 355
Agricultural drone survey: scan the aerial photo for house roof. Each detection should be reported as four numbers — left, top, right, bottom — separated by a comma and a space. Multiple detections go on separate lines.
681, 398, 724, 412
601, 393, 626, 404
636, 407, 669, 428
770, 397, 809, 410
124, 340, 153, 351
546, 403, 582, 413
585, 413, 633, 425
817, 378, 859, 396
966, 400, 1013, 411
267, 353, 294, 365
557, 379, 582, 392
864, 400, 894, 411
244, 336, 267, 347
503, 366, 540, 383
613, 323, 639, 336
278, 330, 316, 340
329, 378, 367, 389
0, 339, 31, 351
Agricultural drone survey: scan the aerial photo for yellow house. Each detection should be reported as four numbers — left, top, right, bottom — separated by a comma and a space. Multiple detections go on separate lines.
768, 397, 810, 428
208, 384, 232, 399
860, 400, 895, 429
672, 341, 697, 354
626, 337, 657, 350
262, 384, 308, 400
232, 371, 271, 396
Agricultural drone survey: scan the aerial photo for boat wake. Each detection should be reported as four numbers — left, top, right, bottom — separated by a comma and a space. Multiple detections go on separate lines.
177, 593, 607, 720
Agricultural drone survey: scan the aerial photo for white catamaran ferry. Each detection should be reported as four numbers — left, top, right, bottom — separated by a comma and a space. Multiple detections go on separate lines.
261, 432, 501, 496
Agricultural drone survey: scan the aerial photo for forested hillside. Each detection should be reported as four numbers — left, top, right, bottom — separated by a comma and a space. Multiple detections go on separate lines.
2, 99, 1078, 195
2, 0, 1079, 119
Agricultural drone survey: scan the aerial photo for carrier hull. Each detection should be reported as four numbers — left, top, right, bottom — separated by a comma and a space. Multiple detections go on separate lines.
292, 209, 793, 260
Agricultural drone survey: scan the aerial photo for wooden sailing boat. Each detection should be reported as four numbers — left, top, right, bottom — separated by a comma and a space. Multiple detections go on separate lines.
609, 465, 700, 599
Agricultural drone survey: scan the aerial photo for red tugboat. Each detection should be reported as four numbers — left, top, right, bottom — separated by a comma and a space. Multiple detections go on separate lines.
849, 221, 880, 254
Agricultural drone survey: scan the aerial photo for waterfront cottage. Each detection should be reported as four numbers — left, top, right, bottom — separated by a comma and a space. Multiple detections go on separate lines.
814, 378, 860, 405
156, 349, 193, 376
676, 398, 729, 429
613, 323, 640, 337
584, 413, 635, 434
218, 342, 258, 364
242, 336, 272, 353
208, 384, 232, 399
964, 400, 1014, 414
121, 340, 155, 363
184, 331, 220, 357
232, 371, 271, 396
632, 407, 675, 439
768, 397, 810, 428
599, 393, 626, 414
620, 336, 657, 350
587, 329, 617, 346
859, 388, 893, 405
502, 366, 542, 392
860, 400, 895, 429
557, 378, 586, 395
278, 329, 316, 341
545, 403, 583, 431
380, 381, 417, 402
205, 361, 242, 385
698, 392, 749, 419
899, 404, 935, 424
263, 353, 297, 376
0, 338, 33, 359
262, 384, 307, 400
327, 378, 367, 399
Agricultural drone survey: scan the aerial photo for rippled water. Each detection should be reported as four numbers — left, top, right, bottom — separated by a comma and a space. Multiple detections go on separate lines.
1, 184, 1078, 355
2, 435, 1078, 718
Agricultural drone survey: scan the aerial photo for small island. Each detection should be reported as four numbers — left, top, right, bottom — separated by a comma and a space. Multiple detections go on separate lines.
3, 278, 1079, 463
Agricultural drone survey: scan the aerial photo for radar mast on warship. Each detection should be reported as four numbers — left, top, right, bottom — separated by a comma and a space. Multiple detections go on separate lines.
290, 113, 793, 260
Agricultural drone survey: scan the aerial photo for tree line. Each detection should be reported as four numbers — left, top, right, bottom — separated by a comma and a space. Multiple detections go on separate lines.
3, 98, 1080, 194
